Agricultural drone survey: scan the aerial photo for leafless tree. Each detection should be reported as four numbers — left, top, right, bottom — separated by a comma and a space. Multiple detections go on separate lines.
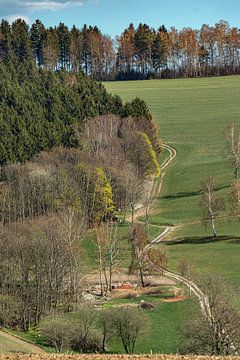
229, 180, 240, 217
129, 224, 149, 287
225, 122, 240, 180
123, 164, 143, 223
181, 275, 240, 355
40, 315, 72, 352
178, 258, 193, 279
147, 246, 168, 275
94, 222, 121, 294
111, 307, 146, 354
200, 177, 225, 237
98, 309, 113, 352
0, 217, 84, 330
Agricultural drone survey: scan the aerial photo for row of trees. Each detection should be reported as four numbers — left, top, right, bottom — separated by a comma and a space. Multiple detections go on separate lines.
1, 18, 240, 80
40, 305, 146, 354
0, 111, 160, 225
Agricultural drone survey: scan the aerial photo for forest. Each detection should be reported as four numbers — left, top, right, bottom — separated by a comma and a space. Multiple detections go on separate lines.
0, 28, 162, 342
0, 18, 240, 81
0, 53, 156, 165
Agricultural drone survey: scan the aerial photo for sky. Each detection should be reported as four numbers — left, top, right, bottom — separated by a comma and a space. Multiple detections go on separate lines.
1, 0, 240, 36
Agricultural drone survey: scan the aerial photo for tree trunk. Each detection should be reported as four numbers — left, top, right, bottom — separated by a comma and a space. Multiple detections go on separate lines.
139, 265, 145, 287
234, 166, 238, 180
131, 204, 135, 223
211, 214, 217, 237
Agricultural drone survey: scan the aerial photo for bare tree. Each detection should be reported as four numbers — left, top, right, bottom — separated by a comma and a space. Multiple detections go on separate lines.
143, 179, 158, 234
225, 122, 240, 180
94, 222, 121, 294
147, 247, 168, 275
94, 226, 108, 296
123, 164, 143, 223
111, 307, 146, 354
40, 315, 72, 352
178, 258, 192, 279
129, 224, 149, 287
181, 275, 240, 355
71, 304, 99, 352
229, 180, 240, 217
105, 223, 121, 292
98, 309, 113, 352
200, 177, 225, 237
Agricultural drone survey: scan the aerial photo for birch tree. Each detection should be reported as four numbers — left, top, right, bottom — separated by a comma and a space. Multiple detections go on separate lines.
225, 122, 240, 180
200, 177, 224, 237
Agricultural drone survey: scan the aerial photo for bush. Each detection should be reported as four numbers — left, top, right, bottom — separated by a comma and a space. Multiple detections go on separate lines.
111, 307, 147, 354
140, 302, 155, 310
39, 315, 72, 352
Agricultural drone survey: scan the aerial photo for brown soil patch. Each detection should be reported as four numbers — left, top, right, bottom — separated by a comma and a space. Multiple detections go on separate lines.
85, 272, 176, 289
163, 296, 187, 302
0, 355, 239, 359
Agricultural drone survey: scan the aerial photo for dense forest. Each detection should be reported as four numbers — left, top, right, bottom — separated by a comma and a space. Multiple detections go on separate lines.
0, 18, 239, 80
0, 55, 156, 165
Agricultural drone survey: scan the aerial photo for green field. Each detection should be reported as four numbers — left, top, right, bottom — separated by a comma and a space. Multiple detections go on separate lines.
105, 76, 240, 285
106, 297, 197, 354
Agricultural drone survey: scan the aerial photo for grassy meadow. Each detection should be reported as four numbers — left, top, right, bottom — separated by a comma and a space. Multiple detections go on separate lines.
104, 76, 240, 284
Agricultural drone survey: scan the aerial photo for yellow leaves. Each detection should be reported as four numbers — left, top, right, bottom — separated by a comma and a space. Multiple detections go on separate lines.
136, 131, 161, 177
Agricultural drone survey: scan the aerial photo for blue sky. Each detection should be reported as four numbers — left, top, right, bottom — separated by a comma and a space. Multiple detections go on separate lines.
1, 0, 240, 36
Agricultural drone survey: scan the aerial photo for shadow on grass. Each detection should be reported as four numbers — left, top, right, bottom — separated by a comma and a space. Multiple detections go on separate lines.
161, 190, 201, 200
164, 235, 240, 246
161, 184, 230, 201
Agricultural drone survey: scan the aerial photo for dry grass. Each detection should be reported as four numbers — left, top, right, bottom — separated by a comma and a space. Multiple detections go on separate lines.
0, 355, 239, 360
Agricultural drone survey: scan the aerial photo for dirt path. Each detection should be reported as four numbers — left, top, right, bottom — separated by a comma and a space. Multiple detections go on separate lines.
0, 330, 44, 354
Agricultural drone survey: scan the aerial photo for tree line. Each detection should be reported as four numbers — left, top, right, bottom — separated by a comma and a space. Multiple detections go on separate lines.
1, 18, 240, 80
0, 55, 155, 166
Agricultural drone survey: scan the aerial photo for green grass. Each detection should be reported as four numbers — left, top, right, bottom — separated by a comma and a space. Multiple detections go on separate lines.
18, 289, 196, 355
161, 219, 240, 288
105, 76, 240, 226
106, 297, 198, 354
13, 288, 197, 355
104, 76, 240, 287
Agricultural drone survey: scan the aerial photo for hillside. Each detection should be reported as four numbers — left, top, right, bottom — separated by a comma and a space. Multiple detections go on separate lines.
0, 330, 43, 354
105, 76, 240, 289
